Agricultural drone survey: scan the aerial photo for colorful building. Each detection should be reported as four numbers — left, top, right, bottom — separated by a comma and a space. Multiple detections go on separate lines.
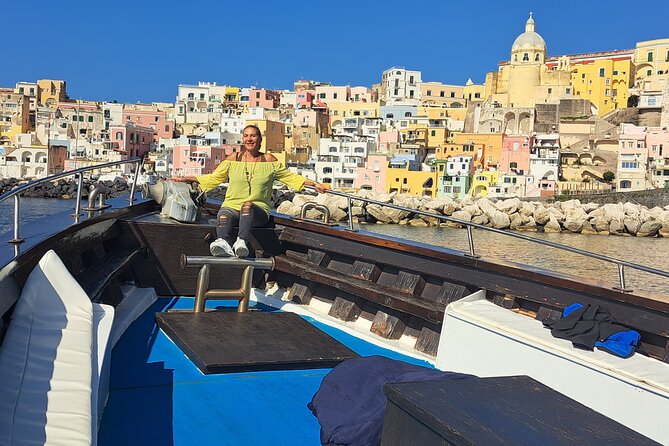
469, 171, 499, 197
354, 154, 388, 192
500, 135, 532, 174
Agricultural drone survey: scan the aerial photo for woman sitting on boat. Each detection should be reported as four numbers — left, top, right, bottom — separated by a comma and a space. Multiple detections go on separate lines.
173, 124, 325, 257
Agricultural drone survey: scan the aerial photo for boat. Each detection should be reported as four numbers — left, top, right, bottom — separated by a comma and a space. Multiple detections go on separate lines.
0, 158, 667, 445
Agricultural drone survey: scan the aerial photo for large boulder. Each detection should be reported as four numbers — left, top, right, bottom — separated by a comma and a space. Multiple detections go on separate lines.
580, 220, 598, 235
533, 206, 551, 225
489, 210, 511, 229
637, 219, 662, 237
495, 198, 521, 214
623, 216, 641, 235
543, 215, 561, 233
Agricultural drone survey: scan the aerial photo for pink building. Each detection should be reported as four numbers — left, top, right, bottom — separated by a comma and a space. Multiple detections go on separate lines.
122, 109, 174, 142
354, 154, 388, 192
172, 144, 240, 177
646, 127, 669, 159
109, 123, 154, 159
500, 135, 532, 175
296, 90, 315, 109
377, 131, 401, 153
294, 109, 318, 127
315, 86, 350, 103
249, 89, 281, 108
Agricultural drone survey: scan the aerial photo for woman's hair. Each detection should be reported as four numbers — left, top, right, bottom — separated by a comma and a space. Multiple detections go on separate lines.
243, 124, 263, 143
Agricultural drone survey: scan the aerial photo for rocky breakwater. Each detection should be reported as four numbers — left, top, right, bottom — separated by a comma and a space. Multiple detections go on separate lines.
276, 190, 669, 238
0, 177, 131, 199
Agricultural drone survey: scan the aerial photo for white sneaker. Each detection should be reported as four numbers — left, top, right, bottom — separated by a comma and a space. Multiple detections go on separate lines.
233, 238, 249, 258
210, 238, 234, 257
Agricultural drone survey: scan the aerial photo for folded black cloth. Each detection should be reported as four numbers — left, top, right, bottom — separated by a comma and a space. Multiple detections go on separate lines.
543, 303, 639, 357
308, 356, 470, 446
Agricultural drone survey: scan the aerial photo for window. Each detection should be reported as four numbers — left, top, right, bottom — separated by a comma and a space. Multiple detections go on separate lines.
450, 92, 455, 98
535, 53, 540, 61
431, 130, 436, 137
404, 112, 412, 117
581, 74, 586, 79
426, 90, 431, 96
548, 88, 552, 94
647, 69, 653, 76
188, 93, 194, 99
613, 70, 618, 75
647, 51, 653, 62
403, 178, 407, 184
510, 162, 518, 169
409, 90, 414, 98
333, 93, 338, 99
200, 93, 205, 100
522, 53, 529, 61
621, 161, 638, 169
115, 132, 123, 140
409, 76, 414, 84
79, 116, 84, 122
165, 125, 170, 132
474, 93, 480, 98
599, 68, 605, 77
88, 116, 93, 122
566, 88, 571, 94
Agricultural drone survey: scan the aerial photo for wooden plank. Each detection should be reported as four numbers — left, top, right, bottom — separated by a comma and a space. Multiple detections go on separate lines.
287, 283, 312, 305
370, 311, 407, 340
329, 296, 362, 322
436, 282, 468, 304
307, 249, 330, 267
381, 376, 658, 446
155, 311, 358, 373
415, 326, 440, 356
275, 222, 669, 313
77, 246, 145, 302
392, 272, 426, 296
274, 255, 444, 324
351, 260, 382, 281
277, 227, 669, 339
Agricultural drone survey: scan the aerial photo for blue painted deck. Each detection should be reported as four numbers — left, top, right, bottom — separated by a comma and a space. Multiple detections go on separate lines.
99, 298, 432, 445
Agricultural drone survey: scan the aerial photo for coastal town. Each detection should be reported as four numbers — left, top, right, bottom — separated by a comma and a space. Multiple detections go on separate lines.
1, 15, 668, 203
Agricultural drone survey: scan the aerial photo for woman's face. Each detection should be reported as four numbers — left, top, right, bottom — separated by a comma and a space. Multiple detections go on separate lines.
243, 128, 261, 152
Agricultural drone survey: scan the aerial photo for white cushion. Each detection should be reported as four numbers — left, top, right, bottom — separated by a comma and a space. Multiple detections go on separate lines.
436, 290, 669, 444
0, 250, 93, 446
92, 303, 114, 446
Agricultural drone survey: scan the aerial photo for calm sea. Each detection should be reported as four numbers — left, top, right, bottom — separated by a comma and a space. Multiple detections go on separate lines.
2, 197, 668, 294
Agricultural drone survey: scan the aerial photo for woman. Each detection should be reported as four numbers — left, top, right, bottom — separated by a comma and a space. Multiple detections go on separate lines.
174, 125, 325, 257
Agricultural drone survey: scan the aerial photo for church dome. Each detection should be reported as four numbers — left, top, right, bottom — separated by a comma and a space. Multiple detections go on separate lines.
511, 14, 546, 51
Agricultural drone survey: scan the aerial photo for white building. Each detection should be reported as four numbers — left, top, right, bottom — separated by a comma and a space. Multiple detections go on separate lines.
315, 137, 375, 188
529, 133, 560, 183
382, 67, 422, 105
175, 82, 229, 125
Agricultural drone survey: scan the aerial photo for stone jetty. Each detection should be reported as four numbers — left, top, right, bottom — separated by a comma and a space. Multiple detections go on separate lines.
275, 190, 669, 237
0, 177, 131, 199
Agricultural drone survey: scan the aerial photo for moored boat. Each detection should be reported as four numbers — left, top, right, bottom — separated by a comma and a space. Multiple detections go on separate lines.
0, 161, 668, 445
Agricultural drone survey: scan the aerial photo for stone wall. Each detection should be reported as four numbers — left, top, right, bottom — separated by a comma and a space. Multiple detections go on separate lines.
551, 189, 669, 208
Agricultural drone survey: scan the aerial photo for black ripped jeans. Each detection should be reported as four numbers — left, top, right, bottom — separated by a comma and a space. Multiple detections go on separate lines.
216, 204, 269, 244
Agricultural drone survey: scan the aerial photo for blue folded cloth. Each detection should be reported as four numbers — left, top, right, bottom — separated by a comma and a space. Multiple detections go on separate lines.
595, 330, 640, 359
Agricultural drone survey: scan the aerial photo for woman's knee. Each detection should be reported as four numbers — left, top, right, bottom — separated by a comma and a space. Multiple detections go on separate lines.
241, 201, 254, 216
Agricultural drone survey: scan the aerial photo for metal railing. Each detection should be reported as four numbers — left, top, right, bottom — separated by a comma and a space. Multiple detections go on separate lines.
0, 158, 143, 244
305, 187, 669, 292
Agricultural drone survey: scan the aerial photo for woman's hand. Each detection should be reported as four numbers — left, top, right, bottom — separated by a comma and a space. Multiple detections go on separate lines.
170, 176, 197, 183
304, 179, 328, 194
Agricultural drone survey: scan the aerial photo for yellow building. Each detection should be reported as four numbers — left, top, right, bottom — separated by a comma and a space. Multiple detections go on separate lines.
246, 119, 285, 153
0, 89, 31, 144
224, 86, 240, 105
566, 53, 634, 115
386, 167, 437, 197
419, 82, 465, 107
462, 79, 486, 102
37, 80, 68, 107
328, 101, 379, 126
469, 170, 499, 197
436, 143, 479, 162
634, 39, 669, 83
453, 133, 503, 169
486, 15, 571, 108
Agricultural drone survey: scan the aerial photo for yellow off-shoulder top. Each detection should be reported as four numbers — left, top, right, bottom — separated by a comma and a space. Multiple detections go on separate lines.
197, 160, 306, 215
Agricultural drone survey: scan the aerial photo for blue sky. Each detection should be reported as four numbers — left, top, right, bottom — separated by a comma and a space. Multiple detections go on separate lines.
4, 1, 669, 103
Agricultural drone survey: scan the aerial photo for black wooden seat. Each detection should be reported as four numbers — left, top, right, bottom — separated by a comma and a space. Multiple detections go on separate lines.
76, 246, 144, 302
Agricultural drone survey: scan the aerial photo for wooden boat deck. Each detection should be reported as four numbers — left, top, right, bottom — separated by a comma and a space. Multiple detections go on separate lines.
98, 297, 432, 446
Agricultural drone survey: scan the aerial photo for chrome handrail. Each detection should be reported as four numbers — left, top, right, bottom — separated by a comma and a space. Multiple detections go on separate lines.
305, 187, 669, 292
1, 158, 142, 244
